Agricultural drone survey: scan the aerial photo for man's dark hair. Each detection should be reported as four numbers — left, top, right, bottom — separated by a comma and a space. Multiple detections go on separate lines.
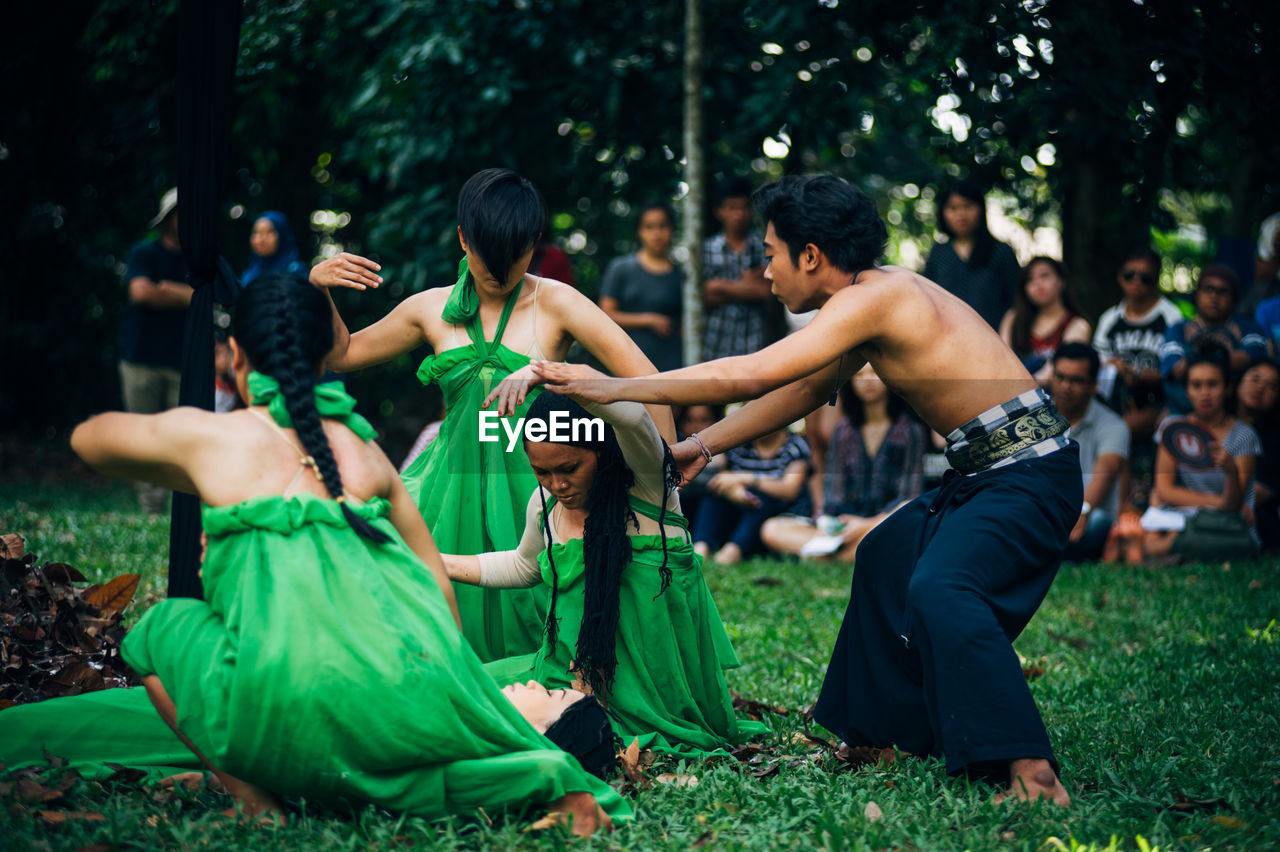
457, 168, 545, 287
714, 176, 754, 207
1119, 245, 1162, 273
753, 175, 888, 274
1052, 341, 1101, 383
1198, 263, 1241, 301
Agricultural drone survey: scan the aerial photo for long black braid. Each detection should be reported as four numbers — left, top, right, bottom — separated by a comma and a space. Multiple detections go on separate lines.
232, 273, 389, 543
526, 392, 679, 697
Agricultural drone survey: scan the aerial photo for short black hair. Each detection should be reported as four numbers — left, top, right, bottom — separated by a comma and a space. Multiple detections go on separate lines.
542, 695, 620, 780
714, 176, 754, 207
1052, 341, 1101, 382
1198, 263, 1241, 301
753, 175, 888, 274
1119, 245, 1162, 273
637, 200, 675, 228
1184, 340, 1231, 387
457, 168, 545, 287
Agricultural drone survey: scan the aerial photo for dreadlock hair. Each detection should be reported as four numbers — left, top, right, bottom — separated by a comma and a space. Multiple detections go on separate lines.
232, 272, 389, 543
525, 392, 678, 697
458, 168, 546, 288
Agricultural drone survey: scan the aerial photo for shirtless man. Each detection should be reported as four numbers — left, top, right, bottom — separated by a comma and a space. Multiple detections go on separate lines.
533, 174, 1081, 806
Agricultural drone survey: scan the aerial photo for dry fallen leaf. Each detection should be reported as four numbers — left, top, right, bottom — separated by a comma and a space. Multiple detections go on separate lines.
82, 574, 141, 616
1210, 815, 1248, 831
524, 812, 567, 832
36, 810, 106, 824
0, 535, 24, 560
654, 773, 699, 788
864, 801, 884, 822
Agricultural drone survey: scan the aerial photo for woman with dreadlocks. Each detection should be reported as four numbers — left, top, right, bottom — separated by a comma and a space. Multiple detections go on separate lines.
1, 273, 625, 834
443, 391, 763, 753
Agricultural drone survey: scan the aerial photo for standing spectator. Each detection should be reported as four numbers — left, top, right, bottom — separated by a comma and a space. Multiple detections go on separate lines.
999, 257, 1093, 384
119, 187, 192, 512
1160, 264, 1269, 414
692, 426, 809, 566
1144, 345, 1260, 560
241, 211, 306, 287
1048, 343, 1130, 561
923, 179, 1020, 329
1093, 247, 1186, 444
761, 365, 925, 562
1235, 359, 1280, 551
598, 202, 684, 372
702, 177, 779, 361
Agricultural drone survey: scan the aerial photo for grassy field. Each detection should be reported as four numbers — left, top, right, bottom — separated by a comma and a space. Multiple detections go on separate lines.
2, 480, 1278, 851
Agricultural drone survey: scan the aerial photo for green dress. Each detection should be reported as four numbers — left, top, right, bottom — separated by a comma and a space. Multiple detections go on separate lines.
484, 496, 767, 755
400, 272, 548, 662
0, 380, 628, 824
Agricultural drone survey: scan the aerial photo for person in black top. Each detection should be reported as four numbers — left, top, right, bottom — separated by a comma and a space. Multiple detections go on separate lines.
923, 180, 1020, 330
118, 188, 192, 511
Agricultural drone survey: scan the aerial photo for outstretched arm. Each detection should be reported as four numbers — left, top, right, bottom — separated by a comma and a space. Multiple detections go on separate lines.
71, 409, 211, 494
310, 253, 434, 373
534, 283, 880, 407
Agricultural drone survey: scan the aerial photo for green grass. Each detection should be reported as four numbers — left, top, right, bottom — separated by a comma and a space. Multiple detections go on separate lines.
3, 480, 1279, 851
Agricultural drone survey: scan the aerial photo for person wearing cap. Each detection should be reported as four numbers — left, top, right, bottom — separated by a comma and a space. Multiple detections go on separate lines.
119, 187, 192, 512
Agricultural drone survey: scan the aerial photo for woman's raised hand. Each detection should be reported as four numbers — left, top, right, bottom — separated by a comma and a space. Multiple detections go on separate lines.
484, 364, 540, 417
310, 252, 383, 291
530, 361, 621, 404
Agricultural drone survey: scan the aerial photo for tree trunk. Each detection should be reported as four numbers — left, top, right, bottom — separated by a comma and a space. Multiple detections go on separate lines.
681, 0, 705, 366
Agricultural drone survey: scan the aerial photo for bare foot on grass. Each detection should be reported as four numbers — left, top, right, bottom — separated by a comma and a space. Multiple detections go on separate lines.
994, 758, 1070, 807
215, 776, 287, 825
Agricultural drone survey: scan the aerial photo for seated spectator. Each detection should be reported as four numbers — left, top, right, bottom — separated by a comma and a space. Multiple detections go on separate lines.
1048, 343, 1130, 561
692, 426, 809, 566
761, 365, 925, 562
1160, 265, 1269, 414
599, 202, 684, 372
1000, 257, 1092, 385
1143, 345, 1260, 560
1093, 247, 1185, 444
673, 403, 724, 524
1235, 359, 1280, 551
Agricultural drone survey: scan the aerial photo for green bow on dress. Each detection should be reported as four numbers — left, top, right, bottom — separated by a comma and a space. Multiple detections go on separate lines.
247, 372, 377, 441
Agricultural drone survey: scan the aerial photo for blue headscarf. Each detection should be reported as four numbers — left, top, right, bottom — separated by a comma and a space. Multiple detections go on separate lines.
242, 210, 305, 286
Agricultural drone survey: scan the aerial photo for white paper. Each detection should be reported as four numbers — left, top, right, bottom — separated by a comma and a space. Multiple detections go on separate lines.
1139, 505, 1191, 532
800, 534, 846, 557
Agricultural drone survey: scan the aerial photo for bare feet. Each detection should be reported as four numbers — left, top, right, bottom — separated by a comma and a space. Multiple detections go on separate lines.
713, 542, 743, 565
547, 791, 612, 836
216, 775, 287, 824
995, 758, 1070, 807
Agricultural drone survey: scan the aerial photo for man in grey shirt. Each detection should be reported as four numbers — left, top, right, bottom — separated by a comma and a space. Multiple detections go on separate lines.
1050, 342, 1131, 560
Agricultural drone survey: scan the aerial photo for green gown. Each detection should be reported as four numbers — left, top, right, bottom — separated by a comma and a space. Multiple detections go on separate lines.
484, 496, 768, 755
400, 271, 548, 662
0, 378, 628, 824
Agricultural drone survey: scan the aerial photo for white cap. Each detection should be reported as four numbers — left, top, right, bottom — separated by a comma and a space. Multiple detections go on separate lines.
149, 187, 179, 228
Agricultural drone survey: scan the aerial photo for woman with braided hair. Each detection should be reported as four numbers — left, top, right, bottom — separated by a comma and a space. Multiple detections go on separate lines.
309, 168, 675, 664
443, 391, 764, 754
1, 272, 626, 833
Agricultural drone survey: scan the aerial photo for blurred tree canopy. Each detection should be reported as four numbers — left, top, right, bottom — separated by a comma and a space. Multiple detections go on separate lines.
4, 0, 1278, 451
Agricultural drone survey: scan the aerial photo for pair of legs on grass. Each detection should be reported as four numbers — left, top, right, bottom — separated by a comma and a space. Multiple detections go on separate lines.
814, 446, 1081, 804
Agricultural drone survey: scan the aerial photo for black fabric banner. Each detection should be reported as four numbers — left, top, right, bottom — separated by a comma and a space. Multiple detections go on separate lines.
168, 0, 244, 600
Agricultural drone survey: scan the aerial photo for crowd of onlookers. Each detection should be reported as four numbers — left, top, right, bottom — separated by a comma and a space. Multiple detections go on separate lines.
122, 181, 1280, 564
597, 179, 1280, 565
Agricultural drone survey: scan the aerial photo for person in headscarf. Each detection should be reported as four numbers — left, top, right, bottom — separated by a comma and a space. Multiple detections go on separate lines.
241, 211, 306, 286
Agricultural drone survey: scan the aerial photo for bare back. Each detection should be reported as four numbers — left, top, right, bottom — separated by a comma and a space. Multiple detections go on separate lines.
845, 267, 1036, 435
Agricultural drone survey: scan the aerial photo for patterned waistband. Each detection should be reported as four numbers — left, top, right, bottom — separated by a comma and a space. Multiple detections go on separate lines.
944, 388, 1071, 475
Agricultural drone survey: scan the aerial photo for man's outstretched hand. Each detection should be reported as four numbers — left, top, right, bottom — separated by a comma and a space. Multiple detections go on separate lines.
531, 361, 622, 404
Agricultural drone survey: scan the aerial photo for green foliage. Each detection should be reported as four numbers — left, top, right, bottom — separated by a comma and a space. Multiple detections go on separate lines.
3, 480, 1280, 849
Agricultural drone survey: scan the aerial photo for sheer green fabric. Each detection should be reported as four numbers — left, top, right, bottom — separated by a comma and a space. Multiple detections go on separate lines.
484, 496, 768, 755
400, 273, 547, 661
440, 256, 479, 324
0, 495, 629, 824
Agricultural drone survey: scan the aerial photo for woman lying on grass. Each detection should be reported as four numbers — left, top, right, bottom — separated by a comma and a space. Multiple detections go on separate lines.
1, 273, 624, 834
443, 390, 766, 754
311, 168, 675, 664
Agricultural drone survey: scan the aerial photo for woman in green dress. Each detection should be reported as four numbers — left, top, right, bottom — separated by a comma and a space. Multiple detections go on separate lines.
443, 390, 765, 754
4, 273, 624, 833
310, 169, 674, 662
